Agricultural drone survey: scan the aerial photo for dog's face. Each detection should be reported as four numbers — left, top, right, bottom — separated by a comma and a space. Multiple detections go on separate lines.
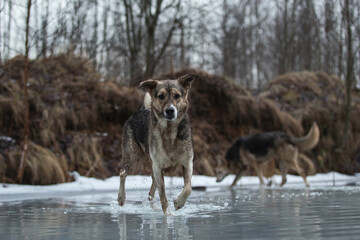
215, 166, 230, 182
138, 74, 195, 122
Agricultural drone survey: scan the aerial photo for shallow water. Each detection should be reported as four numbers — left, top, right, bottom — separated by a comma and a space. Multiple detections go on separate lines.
1, 186, 360, 240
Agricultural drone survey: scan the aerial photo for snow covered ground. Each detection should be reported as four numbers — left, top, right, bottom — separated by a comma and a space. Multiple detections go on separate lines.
1, 172, 359, 202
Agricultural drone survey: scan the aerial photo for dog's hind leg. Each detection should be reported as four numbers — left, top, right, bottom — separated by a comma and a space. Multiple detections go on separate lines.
118, 169, 127, 206
230, 173, 241, 187
295, 165, 310, 187
253, 162, 265, 186
279, 162, 288, 187
174, 162, 193, 211
292, 149, 310, 187
277, 146, 290, 187
152, 164, 169, 215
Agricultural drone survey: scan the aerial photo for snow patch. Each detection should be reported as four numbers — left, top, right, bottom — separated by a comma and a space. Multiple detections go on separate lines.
0, 172, 359, 202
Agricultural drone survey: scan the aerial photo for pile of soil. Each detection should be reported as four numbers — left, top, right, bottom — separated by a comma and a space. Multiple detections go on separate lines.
1, 55, 358, 184
0, 54, 144, 184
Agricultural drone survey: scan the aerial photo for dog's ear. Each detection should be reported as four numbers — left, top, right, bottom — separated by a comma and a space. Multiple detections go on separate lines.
177, 74, 196, 91
138, 79, 158, 93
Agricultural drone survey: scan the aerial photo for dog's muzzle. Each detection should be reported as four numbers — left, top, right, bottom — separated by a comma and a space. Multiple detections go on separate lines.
163, 106, 177, 120
216, 174, 227, 182
216, 177, 225, 183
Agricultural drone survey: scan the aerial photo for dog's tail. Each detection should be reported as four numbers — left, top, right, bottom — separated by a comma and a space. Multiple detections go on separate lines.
298, 153, 316, 175
292, 122, 320, 152
143, 92, 152, 109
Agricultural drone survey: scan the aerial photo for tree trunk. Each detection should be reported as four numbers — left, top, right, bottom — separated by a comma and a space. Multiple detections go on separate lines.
17, 0, 32, 184
129, 55, 141, 86
341, 0, 354, 147
41, 0, 49, 57
144, 26, 156, 79
6, 0, 12, 59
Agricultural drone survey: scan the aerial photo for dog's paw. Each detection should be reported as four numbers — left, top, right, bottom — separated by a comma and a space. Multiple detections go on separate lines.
163, 208, 173, 216
162, 204, 172, 215
149, 201, 161, 211
174, 199, 185, 211
117, 194, 125, 206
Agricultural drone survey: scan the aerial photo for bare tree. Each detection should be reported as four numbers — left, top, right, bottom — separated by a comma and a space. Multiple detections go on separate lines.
99, 1, 110, 72
123, 0, 144, 85
123, 0, 183, 85
48, 4, 68, 56
217, 0, 240, 80
6, 0, 12, 59
69, 0, 88, 54
341, 0, 356, 146
143, 0, 182, 80
87, 0, 98, 68
323, 0, 337, 74
271, 0, 299, 76
40, 0, 49, 57
0, 1, 2, 63
17, 0, 32, 184
254, 0, 267, 89
0, 0, 358, 89
298, 0, 321, 70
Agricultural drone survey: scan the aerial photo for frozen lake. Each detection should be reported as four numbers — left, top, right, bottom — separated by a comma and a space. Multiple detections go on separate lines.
1, 173, 360, 239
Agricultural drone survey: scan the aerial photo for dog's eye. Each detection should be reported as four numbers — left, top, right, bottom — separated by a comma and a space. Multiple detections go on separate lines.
174, 94, 180, 99
158, 94, 165, 100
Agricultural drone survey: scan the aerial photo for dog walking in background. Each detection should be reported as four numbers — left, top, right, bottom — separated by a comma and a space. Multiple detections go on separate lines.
118, 74, 196, 215
216, 123, 319, 187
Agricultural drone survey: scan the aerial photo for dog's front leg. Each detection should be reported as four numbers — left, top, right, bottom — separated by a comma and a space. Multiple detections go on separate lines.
174, 162, 193, 211
148, 174, 157, 209
118, 170, 127, 206
279, 163, 288, 187
152, 164, 169, 215
148, 173, 157, 201
231, 173, 242, 187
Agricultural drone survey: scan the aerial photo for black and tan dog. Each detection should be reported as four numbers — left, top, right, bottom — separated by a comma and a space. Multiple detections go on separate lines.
118, 74, 196, 215
216, 123, 319, 187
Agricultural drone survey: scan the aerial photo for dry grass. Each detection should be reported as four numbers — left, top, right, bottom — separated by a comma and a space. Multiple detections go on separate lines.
1, 55, 358, 184
66, 133, 108, 179
0, 54, 143, 183
2, 141, 68, 185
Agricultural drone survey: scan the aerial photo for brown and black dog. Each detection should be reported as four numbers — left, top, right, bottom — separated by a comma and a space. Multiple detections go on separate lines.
118, 74, 196, 215
216, 123, 319, 187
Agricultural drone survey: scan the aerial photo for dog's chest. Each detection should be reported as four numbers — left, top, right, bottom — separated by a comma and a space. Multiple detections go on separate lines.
149, 128, 186, 168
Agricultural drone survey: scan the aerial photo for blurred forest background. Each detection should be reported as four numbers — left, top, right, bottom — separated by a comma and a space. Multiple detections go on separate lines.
0, 0, 359, 184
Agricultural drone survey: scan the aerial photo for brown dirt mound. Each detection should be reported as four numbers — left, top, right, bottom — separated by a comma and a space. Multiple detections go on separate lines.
262, 71, 360, 174
2, 54, 357, 184
260, 71, 345, 113
0, 139, 68, 185
0, 55, 305, 183
0, 54, 143, 184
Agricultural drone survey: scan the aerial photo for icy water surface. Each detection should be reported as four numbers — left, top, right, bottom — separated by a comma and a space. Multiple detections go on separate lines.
1, 186, 360, 240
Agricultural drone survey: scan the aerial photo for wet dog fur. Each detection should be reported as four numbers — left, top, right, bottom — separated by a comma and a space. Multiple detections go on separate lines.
118, 74, 196, 215
216, 123, 319, 187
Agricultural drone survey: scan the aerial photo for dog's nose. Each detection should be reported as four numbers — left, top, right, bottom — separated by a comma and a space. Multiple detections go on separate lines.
163, 106, 177, 120
165, 108, 175, 116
